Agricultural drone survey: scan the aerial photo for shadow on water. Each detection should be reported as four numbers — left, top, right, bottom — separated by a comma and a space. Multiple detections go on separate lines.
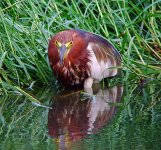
48, 85, 123, 149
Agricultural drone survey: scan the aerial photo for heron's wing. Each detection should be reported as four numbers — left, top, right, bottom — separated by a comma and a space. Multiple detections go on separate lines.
90, 34, 121, 65
85, 34, 122, 79
91, 43, 120, 65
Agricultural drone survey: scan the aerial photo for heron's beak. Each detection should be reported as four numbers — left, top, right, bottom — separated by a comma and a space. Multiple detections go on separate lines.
59, 44, 66, 66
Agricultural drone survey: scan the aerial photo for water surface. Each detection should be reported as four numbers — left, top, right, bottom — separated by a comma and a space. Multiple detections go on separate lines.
0, 82, 160, 150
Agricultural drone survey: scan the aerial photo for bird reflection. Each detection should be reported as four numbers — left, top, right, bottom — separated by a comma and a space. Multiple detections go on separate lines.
48, 85, 123, 149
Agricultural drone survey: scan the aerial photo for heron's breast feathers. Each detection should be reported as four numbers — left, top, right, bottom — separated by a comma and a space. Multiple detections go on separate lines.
53, 61, 90, 86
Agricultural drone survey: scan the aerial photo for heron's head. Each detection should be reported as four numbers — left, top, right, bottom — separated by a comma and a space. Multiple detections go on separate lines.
48, 30, 88, 66
53, 30, 78, 66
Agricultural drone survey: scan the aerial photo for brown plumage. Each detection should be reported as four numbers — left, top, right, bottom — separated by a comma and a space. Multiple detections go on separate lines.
48, 29, 121, 88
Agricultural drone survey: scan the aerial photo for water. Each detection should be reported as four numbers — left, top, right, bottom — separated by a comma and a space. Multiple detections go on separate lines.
0, 82, 161, 150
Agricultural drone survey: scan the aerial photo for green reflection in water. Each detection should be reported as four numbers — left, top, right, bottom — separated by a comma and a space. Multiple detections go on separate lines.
0, 86, 55, 150
0, 82, 160, 150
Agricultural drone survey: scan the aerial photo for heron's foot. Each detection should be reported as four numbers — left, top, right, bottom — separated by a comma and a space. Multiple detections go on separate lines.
80, 88, 96, 102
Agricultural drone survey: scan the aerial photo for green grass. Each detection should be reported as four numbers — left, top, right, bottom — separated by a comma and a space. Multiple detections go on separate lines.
0, 0, 161, 94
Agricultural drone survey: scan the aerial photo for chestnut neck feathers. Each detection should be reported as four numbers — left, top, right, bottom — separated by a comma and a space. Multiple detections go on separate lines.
48, 30, 91, 86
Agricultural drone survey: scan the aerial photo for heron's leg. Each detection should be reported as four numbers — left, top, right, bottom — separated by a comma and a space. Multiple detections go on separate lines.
82, 77, 96, 102
84, 77, 93, 89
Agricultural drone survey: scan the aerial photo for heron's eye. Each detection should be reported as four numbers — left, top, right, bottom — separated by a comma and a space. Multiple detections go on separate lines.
55, 40, 58, 45
69, 41, 73, 45
66, 41, 73, 48
55, 40, 61, 47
